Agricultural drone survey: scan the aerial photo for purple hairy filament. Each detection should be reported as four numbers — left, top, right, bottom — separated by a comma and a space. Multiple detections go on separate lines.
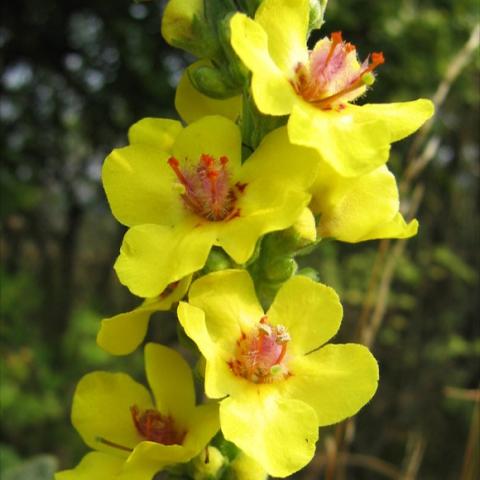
291, 31, 385, 110
168, 154, 245, 222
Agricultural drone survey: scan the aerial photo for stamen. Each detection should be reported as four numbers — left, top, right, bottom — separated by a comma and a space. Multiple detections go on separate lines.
323, 31, 343, 68
228, 317, 291, 384
292, 31, 385, 109
168, 157, 190, 187
96, 437, 133, 453
312, 51, 386, 109
358, 51, 385, 78
130, 405, 186, 445
167, 154, 244, 222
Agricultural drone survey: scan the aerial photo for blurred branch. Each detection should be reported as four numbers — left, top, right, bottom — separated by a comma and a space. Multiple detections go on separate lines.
444, 387, 480, 402
401, 432, 426, 480
361, 183, 424, 347
460, 395, 480, 480
403, 22, 480, 187
309, 451, 403, 479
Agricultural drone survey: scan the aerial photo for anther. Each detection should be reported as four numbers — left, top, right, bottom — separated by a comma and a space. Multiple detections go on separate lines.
324, 31, 343, 68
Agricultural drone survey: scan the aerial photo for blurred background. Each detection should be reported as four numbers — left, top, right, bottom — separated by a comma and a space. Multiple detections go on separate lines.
0, 0, 478, 479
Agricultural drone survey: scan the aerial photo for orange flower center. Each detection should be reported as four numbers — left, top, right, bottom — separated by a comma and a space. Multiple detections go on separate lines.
291, 31, 385, 110
130, 405, 186, 445
96, 405, 186, 452
228, 316, 291, 384
168, 154, 246, 221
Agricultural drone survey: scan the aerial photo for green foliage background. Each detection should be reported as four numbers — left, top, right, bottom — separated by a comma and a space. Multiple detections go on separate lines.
1, 0, 479, 478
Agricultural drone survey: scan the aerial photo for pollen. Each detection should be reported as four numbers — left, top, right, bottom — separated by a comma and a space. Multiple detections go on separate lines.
130, 405, 186, 445
291, 31, 385, 110
228, 316, 291, 384
168, 154, 245, 222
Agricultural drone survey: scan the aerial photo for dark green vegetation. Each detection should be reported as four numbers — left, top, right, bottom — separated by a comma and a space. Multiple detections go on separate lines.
1, 1, 478, 479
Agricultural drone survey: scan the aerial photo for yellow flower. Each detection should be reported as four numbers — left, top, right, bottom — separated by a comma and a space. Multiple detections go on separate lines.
56, 344, 219, 480
230, 0, 434, 177
312, 163, 418, 242
178, 270, 379, 477
97, 276, 191, 356
103, 116, 318, 298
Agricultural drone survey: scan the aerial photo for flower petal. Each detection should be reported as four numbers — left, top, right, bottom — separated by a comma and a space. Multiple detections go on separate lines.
175, 62, 242, 124
97, 277, 191, 356
233, 127, 318, 259
313, 164, 406, 242
241, 127, 319, 191
255, 0, 310, 73
172, 116, 242, 176
117, 406, 219, 479
96, 305, 152, 357
286, 344, 379, 425
267, 276, 343, 356
128, 117, 183, 152
102, 144, 182, 227
55, 452, 124, 480
365, 213, 419, 240
144, 344, 195, 424
217, 188, 311, 264
188, 269, 263, 342
183, 403, 220, 455
289, 103, 391, 177
220, 393, 318, 477
114, 222, 216, 298
72, 372, 153, 455
177, 301, 242, 399
357, 99, 434, 142
230, 13, 296, 115
118, 442, 188, 480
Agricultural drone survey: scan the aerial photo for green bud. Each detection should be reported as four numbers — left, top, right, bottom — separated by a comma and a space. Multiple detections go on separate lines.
224, 453, 267, 480
189, 64, 241, 99
297, 267, 320, 282
218, 15, 249, 87
161, 0, 219, 58
203, 248, 232, 273
191, 447, 225, 480
309, 0, 329, 31
264, 257, 297, 283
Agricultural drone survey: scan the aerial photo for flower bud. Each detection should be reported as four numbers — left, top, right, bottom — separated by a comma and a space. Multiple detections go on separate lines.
189, 64, 242, 99
309, 0, 329, 31
297, 267, 320, 282
291, 207, 317, 246
203, 249, 233, 273
161, 0, 219, 58
264, 257, 297, 283
224, 453, 267, 480
192, 446, 225, 480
